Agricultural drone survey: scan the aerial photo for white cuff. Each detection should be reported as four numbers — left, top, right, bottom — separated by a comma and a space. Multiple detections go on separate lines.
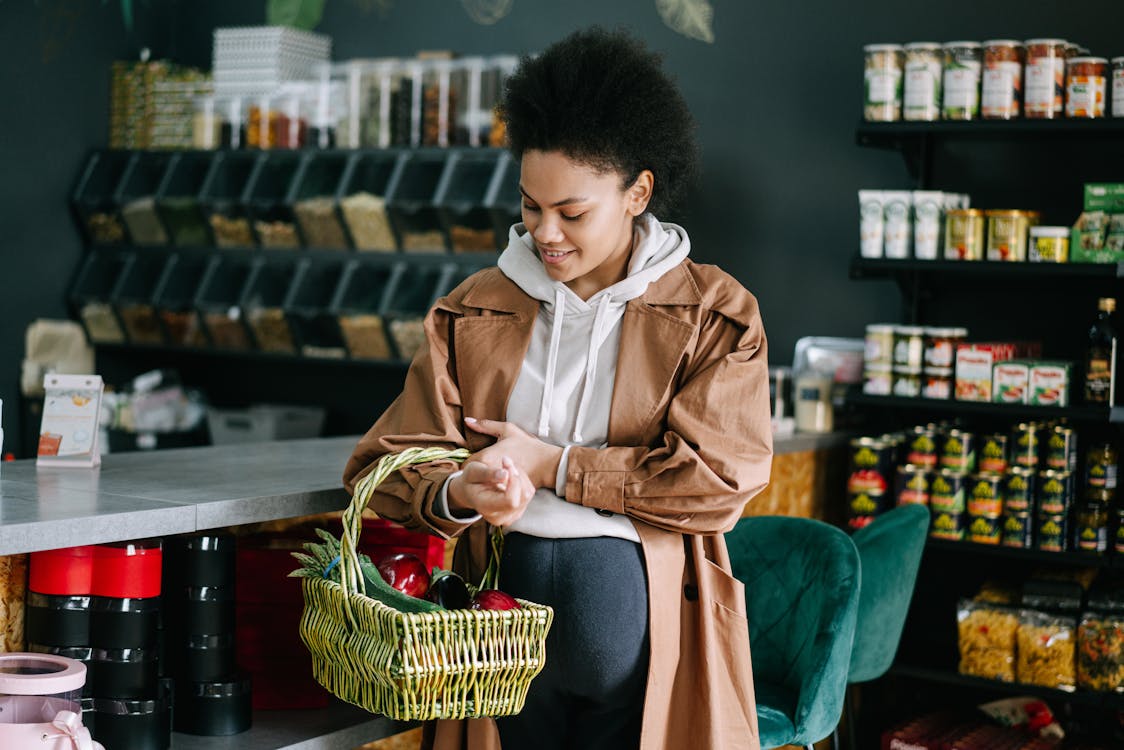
554, 445, 573, 497
435, 470, 482, 522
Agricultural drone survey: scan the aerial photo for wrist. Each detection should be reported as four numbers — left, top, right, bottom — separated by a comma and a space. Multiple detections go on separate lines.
447, 474, 472, 514
539, 445, 564, 489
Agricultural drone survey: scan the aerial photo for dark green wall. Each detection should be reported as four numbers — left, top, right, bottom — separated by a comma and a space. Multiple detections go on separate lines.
5, 0, 1124, 455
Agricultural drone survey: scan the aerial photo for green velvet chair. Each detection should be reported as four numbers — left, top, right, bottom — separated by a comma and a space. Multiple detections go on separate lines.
726, 515, 861, 750
840, 503, 930, 749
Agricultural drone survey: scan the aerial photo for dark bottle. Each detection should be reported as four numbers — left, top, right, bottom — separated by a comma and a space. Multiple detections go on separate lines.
1084, 297, 1117, 404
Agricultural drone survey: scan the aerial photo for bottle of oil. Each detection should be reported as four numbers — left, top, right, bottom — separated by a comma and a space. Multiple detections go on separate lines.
1084, 297, 1117, 404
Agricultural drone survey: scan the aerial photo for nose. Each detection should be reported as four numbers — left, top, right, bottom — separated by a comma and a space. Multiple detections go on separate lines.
531, 213, 565, 244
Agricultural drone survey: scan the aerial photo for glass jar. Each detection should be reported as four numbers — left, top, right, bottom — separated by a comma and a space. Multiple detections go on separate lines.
391, 60, 425, 147
422, 58, 457, 147
456, 56, 489, 146
487, 55, 519, 147
942, 42, 982, 120
986, 210, 1040, 261
1024, 39, 1067, 118
1113, 57, 1124, 118
903, 42, 942, 121
1066, 57, 1108, 119
981, 40, 1024, 119
192, 96, 221, 149
218, 96, 246, 150
309, 62, 345, 148
863, 44, 904, 122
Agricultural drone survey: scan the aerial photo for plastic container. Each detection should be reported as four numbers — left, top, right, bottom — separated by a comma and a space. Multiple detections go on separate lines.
338, 150, 404, 251
0, 653, 87, 742
241, 258, 298, 353
386, 150, 451, 252
91, 540, 162, 599
72, 150, 133, 244
70, 251, 131, 344
334, 262, 396, 360
1066, 56, 1108, 118
27, 646, 94, 699
155, 254, 213, 347
903, 43, 942, 121
422, 58, 458, 147
285, 259, 349, 357
1113, 57, 1124, 118
435, 150, 504, 253
392, 59, 425, 147
383, 262, 453, 360
93, 679, 172, 750
981, 40, 1024, 119
25, 592, 91, 648
339, 58, 399, 149
178, 634, 237, 683
194, 257, 255, 350
173, 675, 252, 736
863, 44, 904, 122
205, 404, 326, 444
115, 152, 175, 245
942, 42, 982, 120
486, 55, 519, 147
218, 96, 248, 150
308, 61, 345, 149
90, 647, 159, 699
244, 151, 303, 248
1025, 39, 1068, 119
114, 252, 173, 345
30, 546, 97, 596
289, 151, 351, 248
199, 151, 261, 248
193, 95, 222, 150
90, 596, 161, 649
455, 56, 489, 145
484, 151, 522, 244
247, 88, 306, 150
155, 152, 213, 247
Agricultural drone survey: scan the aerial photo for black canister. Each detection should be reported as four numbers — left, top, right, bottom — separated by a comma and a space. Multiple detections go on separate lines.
82, 696, 97, 738
182, 633, 237, 683
174, 674, 252, 736
25, 592, 91, 647
90, 596, 160, 649
29, 644, 94, 697
91, 647, 160, 699
184, 586, 235, 636
93, 679, 172, 750
165, 534, 236, 589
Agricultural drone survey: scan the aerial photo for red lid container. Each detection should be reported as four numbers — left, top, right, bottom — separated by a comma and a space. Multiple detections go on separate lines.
30, 546, 97, 595
91, 540, 163, 598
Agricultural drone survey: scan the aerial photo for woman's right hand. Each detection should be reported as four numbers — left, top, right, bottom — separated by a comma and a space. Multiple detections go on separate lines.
447, 456, 535, 526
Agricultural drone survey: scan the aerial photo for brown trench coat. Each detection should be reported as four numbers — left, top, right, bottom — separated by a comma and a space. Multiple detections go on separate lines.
343, 259, 773, 750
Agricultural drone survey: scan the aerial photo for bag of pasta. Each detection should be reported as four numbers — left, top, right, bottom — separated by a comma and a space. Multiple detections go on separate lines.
957, 599, 1018, 682
1017, 609, 1076, 689
1077, 612, 1124, 692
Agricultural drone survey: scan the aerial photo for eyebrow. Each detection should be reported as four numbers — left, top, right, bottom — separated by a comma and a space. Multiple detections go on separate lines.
519, 185, 589, 208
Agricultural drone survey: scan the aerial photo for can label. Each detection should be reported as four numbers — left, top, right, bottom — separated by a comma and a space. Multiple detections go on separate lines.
967, 474, 1003, 516
930, 509, 965, 540
940, 431, 976, 472
1065, 75, 1106, 118
931, 470, 966, 513
907, 430, 939, 468
981, 61, 1022, 118
1075, 521, 1108, 553
1011, 425, 1039, 468
979, 434, 1008, 473
967, 513, 1002, 545
1002, 469, 1035, 513
1001, 513, 1034, 548
1036, 514, 1068, 552
1114, 68, 1124, 118
1025, 57, 1065, 115
1045, 429, 1076, 472
896, 466, 930, 506
1037, 470, 1073, 515
1086, 459, 1118, 490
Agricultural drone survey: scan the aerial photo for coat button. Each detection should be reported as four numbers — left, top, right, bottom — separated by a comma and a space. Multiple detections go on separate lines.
684, 584, 699, 601
595, 508, 614, 517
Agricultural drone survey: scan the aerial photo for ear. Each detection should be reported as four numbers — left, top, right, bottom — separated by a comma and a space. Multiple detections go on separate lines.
626, 170, 654, 217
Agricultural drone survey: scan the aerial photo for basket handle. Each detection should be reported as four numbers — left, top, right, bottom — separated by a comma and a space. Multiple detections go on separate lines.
343, 446, 470, 597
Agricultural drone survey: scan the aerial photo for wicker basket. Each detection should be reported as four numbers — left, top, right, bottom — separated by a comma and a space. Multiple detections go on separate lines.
296, 447, 554, 720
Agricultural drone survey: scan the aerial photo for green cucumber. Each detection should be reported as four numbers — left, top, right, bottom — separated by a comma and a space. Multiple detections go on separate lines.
358, 557, 443, 614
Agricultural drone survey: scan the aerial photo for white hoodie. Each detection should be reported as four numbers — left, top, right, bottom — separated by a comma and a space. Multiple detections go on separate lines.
438, 213, 691, 541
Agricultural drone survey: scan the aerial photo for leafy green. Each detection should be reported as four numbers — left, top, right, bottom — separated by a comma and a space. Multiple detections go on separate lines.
266, 0, 326, 30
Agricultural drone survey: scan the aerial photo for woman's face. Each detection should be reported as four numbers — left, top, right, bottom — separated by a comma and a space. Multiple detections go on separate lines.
519, 149, 652, 300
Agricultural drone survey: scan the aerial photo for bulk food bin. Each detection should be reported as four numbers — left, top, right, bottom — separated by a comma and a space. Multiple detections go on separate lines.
383, 261, 453, 360
72, 150, 133, 245
391, 59, 425, 147
70, 251, 131, 345
338, 58, 400, 149
114, 151, 175, 246
285, 259, 349, 358
114, 253, 173, 345
243, 150, 303, 249
435, 149, 504, 253
385, 150, 450, 252
154, 253, 213, 347
241, 258, 298, 354
194, 256, 255, 351
155, 152, 212, 247
199, 151, 261, 248
338, 149, 404, 251
332, 261, 396, 360
0, 653, 102, 750
484, 150, 522, 246
288, 151, 351, 249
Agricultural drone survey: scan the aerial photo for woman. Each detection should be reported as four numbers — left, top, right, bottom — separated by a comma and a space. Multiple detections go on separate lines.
344, 27, 772, 750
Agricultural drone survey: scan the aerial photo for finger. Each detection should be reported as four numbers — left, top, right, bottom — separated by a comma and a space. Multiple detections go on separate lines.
464, 417, 506, 437
501, 458, 524, 508
462, 461, 509, 489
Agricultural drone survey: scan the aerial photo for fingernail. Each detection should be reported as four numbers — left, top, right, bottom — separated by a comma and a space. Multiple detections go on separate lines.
465, 417, 477, 423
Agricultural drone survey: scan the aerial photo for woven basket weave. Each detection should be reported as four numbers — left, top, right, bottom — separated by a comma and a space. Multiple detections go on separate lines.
297, 446, 554, 720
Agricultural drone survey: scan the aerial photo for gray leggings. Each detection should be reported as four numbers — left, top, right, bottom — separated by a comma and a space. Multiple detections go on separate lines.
493, 533, 650, 750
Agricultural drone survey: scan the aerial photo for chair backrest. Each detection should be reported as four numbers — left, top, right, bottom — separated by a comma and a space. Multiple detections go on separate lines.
847, 503, 929, 683
726, 515, 861, 747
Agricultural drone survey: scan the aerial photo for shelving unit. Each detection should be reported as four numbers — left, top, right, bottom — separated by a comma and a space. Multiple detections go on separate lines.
847, 391, 1123, 424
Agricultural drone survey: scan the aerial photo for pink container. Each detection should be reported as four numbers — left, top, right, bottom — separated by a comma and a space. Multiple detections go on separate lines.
0, 653, 103, 749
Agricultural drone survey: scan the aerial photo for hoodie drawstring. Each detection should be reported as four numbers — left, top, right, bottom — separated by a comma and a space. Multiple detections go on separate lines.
571, 295, 612, 443
536, 287, 567, 438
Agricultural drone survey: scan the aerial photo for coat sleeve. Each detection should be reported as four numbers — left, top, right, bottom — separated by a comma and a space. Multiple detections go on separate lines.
562, 291, 773, 536
341, 301, 476, 540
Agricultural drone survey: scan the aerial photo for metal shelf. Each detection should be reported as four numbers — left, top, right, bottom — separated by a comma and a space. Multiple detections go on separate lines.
888, 663, 1124, 710
857, 118, 1124, 149
850, 256, 1124, 280
846, 391, 1124, 424
924, 538, 1116, 569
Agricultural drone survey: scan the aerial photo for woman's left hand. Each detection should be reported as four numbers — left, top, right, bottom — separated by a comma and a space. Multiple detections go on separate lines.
465, 417, 564, 490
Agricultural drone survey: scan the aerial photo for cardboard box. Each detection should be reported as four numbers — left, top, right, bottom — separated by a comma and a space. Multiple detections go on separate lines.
992, 360, 1030, 404
1029, 361, 1073, 407
1083, 183, 1124, 212
955, 342, 1041, 402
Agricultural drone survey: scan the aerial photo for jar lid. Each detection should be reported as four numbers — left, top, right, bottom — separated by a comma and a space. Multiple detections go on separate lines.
895, 325, 926, 335
866, 323, 896, 333
1113, 57, 1124, 64
1030, 226, 1070, 238
864, 43, 904, 52
1068, 56, 1108, 65
1024, 38, 1067, 46
982, 40, 1023, 47
904, 42, 941, 50
924, 327, 968, 337
0, 653, 87, 695
943, 41, 981, 49
947, 208, 985, 216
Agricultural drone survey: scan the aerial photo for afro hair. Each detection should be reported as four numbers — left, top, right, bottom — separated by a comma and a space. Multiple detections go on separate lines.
499, 27, 699, 218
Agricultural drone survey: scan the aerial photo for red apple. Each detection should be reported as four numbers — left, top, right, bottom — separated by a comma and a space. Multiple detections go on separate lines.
471, 589, 521, 611
376, 553, 430, 598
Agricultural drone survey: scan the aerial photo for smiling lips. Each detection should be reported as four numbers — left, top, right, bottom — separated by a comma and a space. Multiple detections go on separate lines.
539, 247, 574, 265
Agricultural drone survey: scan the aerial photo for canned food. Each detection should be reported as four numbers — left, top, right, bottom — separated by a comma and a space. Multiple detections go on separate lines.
1029, 226, 1070, 262
892, 369, 923, 398
1003, 467, 1036, 513
922, 368, 954, 400
1010, 422, 1040, 468
1085, 441, 1118, 490
1036, 514, 1068, 552
893, 326, 925, 369
967, 512, 1002, 545
923, 327, 967, 369
930, 509, 965, 540
979, 433, 1009, 473
1001, 513, 1034, 548
986, 210, 1040, 262
1074, 503, 1109, 553
940, 429, 976, 472
896, 465, 931, 506
849, 514, 877, 531
967, 473, 1004, 516
945, 209, 986, 260
863, 365, 893, 396
864, 324, 895, 367
903, 42, 943, 121
880, 432, 906, 467
906, 427, 939, 468
1113, 57, 1124, 119
1065, 56, 1108, 119
942, 42, 982, 120
1025, 38, 1068, 119
1044, 426, 1077, 472
848, 437, 892, 528
1037, 469, 1074, 515
931, 469, 967, 513
981, 40, 1025, 119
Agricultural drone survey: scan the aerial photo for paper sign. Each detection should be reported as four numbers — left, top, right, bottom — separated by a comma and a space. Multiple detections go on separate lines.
37, 374, 103, 468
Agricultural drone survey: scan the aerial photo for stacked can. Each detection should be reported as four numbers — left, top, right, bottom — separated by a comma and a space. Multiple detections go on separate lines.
847, 437, 895, 529
930, 428, 976, 541
163, 534, 251, 736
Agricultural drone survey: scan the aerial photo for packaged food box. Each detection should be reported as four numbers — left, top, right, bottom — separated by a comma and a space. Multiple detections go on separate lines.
1083, 183, 1124, 212
992, 360, 1030, 404
955, 342, 1041, 402
1029, 361, 1072, 407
